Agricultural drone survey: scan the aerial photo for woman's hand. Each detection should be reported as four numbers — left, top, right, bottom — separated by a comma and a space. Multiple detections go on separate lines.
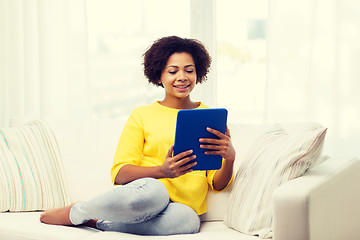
199, 126, 235, 163
200, 126, 236, 191
161, 145, 197, 178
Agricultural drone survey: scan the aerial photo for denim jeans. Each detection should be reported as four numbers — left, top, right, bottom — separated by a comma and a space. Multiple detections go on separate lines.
69, 178, 200, 235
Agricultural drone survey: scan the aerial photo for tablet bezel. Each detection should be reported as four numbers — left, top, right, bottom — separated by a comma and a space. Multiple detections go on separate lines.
173, 108, 228, 171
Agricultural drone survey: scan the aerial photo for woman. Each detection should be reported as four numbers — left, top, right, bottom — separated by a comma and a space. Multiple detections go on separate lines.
40, 36, 236, 235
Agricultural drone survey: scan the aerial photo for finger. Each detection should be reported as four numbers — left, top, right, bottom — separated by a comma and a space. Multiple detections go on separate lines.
180, 168, 194, 176
176, 154, 197, 166
181, 163, 196, 174
203, 150, 220, 155
199, 138, 221, 145
206, 127, 226, 138
180, 160, 197, 171
178, 160, 197, 175
172, 149, 193, 161
226, 126, 231, 137
200, 144, 220, 150
166, 145, 174, 158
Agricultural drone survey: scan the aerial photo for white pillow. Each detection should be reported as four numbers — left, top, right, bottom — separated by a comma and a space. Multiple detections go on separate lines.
224, 124, 327, 238
0, 120, 70, 212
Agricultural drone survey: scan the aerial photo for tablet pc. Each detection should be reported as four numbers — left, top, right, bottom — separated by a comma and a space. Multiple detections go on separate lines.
173, 108, 228, 171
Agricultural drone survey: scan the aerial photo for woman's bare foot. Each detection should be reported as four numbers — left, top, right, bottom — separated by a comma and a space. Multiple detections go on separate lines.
84, 219, 98, 228
40, 203, 77, 226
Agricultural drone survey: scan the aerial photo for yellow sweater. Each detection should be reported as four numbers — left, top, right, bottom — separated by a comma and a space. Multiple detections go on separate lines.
111, 101, 222, 215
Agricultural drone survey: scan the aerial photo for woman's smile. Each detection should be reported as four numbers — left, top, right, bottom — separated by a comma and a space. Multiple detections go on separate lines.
174, 83, 191, 91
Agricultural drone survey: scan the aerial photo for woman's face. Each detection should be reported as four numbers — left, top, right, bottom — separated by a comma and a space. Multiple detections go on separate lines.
160, 52, 197, 101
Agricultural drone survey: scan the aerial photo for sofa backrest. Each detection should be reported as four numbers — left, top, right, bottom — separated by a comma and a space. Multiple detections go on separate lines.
9, 117, 324, 221
46, 118, 125, 202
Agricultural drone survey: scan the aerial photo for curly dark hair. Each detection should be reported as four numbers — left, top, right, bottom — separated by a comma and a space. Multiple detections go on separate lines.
143, 36, 212, 87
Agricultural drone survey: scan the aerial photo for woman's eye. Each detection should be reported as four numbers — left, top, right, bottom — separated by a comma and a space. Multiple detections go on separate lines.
186, 70, 194, 73
169, 71, 176, 74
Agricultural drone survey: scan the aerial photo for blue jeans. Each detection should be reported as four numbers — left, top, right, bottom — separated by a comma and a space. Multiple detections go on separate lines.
69, 178, 200, 235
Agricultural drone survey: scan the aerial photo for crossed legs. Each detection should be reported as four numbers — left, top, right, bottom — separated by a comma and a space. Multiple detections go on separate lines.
40, 178, 200, 235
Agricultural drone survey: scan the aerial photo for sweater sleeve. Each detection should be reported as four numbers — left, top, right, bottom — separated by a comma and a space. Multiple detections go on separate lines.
111, 109, 144, 184
206, 159, 234, 192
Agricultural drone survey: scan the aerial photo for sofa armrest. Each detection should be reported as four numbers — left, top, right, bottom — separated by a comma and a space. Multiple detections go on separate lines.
273, 157, 360, 240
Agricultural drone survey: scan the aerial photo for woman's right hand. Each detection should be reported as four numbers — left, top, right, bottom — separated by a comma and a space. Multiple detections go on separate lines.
161, 145, 197, 178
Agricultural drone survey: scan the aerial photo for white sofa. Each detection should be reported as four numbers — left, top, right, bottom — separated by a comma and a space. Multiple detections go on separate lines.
1, 118, 360, 240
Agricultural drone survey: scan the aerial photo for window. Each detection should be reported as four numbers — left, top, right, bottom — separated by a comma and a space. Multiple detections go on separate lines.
216, 0, 269, 123
86, 0, 269, 122
86, 0, 191, 119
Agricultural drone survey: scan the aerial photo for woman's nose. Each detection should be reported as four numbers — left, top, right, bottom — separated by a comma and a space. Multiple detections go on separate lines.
177, 71, 188, 81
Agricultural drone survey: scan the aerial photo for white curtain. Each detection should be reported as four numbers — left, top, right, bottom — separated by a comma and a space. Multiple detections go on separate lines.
0, 0, 90, 128
266, 0, 360, 158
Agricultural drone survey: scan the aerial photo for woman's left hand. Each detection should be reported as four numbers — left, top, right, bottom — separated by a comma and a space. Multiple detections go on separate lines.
199, 126, 236, 163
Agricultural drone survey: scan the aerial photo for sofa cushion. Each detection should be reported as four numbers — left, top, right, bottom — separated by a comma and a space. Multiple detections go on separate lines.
0, 211, 260, 240
0, 212, 101, 240
84, 221, 261, 240
224, 124, 327, 238
228, 121, 325, 170
0, 120, 70, 212
200, 121, 325, 222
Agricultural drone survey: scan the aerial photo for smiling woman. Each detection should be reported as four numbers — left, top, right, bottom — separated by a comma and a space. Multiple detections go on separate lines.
40, 35, 236, 236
